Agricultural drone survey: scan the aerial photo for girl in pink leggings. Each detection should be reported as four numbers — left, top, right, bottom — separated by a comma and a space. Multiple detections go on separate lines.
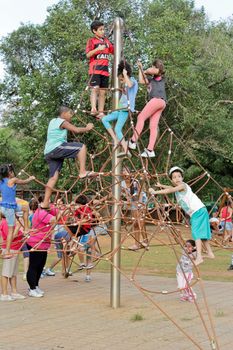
128, 59, 166, 158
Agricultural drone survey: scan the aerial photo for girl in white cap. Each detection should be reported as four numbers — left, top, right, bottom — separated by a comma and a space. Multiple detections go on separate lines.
149, 166, 215, 265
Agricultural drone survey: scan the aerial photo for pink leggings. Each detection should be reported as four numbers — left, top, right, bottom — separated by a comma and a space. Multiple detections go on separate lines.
132, 98, 166, 150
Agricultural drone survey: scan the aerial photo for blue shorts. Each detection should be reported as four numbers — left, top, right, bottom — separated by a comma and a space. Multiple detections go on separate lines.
0, 204, 22, 227
45, 142, 83, 177
54, 228, 70, 259
220, 221, 233, 231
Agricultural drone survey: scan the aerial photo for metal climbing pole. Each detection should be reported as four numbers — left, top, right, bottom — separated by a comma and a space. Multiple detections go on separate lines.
110, 17, 123, 309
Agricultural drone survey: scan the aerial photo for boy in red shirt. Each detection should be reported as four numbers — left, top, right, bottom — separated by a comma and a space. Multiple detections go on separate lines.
86, 20, 114, 118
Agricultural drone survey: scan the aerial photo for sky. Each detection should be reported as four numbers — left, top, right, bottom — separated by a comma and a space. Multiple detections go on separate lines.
0, 0, 233, 78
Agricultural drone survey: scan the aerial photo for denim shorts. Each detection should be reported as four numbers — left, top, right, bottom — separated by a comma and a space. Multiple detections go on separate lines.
54, 227, 70, 259
0, 204, 22, 227
220, 221, 233, 231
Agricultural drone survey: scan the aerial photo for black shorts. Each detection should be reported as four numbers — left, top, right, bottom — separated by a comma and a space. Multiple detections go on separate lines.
45, 142, 83, 177
89, 74, 109, 88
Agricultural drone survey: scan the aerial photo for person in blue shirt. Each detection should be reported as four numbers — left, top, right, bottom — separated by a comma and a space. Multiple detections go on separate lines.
101, 61, 138, 157
0, 164, 35, 258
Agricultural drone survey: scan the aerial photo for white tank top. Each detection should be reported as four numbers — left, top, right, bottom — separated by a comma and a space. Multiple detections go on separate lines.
175, 183, 204, 217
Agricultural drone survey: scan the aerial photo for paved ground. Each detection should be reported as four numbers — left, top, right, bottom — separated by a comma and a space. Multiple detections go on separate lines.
0, 271, 232, 350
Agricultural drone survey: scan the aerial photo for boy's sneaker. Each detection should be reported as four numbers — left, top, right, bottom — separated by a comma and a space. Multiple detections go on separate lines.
227, 264, 233, 270
86, 263, 94, 269
141, 149, 155, 158
78, 263, 86, 270
85, 275, 92, 282
40, 269, 46, 278
0, 294, 16, 302
11, 293, 26, 300
28, 289, 43, 298
45, 268, 55, 276
128, 140, 136, 150
36, 287, 44, 295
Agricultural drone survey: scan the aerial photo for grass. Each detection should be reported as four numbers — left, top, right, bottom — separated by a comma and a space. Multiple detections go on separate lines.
130, 313, 144, 322
215, 310, 225, 318
1, 225, 233, 283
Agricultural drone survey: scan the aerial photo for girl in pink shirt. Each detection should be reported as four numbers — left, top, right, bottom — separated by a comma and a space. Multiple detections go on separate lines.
0, 217, 25, 301
26, 199, 56, 297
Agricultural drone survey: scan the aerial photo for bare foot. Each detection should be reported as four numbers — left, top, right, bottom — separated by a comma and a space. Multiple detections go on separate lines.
79, 171, 97, 179
193, 257, 204, 266
96, 112, 105, 120
206, 253, 215, 259
90, 108, 97, 116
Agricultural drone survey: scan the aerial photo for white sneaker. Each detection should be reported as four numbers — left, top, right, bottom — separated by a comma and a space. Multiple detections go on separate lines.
128, 140, 136, 150
0, 294, 16, 301
45, 268, 55, 276
141, 149, 155, 158
78, 263, 86, 270
28, 289, 43, 298
11, 293, 26, 300
40, 269, 46, 278
36, 287, 44, 295
86, 263, 94, 269
85, 275, 91, 282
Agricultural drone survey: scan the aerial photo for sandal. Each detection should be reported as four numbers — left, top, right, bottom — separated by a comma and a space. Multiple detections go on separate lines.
79, 171, 97, 179
128, 244, 140, 251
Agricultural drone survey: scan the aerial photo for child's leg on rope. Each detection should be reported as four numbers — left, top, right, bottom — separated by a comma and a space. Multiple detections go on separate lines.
131, 101, 153, 143
76, 144, 87, 178
102, 111, 119, 144
114, 111, 128, 152
194, 239, 204, 265
98, 89, 106, 116
147, 100, 166, 151
42, 171, 59, 208
90, 87, 98, 113
131, 98, 162, 143
202, 240, 215, 259
21, 204, 29, 233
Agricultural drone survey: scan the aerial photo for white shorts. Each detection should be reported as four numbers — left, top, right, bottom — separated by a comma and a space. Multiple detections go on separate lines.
1, 249, 19, 278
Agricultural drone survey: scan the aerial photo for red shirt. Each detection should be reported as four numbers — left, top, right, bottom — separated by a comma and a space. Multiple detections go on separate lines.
74, 205, 93, 233
0, 218, 23, 250
86, 36, 114, 76
221, 206, 232, 223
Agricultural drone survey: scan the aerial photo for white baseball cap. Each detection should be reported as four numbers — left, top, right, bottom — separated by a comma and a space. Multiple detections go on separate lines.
169, 166, 184, 177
